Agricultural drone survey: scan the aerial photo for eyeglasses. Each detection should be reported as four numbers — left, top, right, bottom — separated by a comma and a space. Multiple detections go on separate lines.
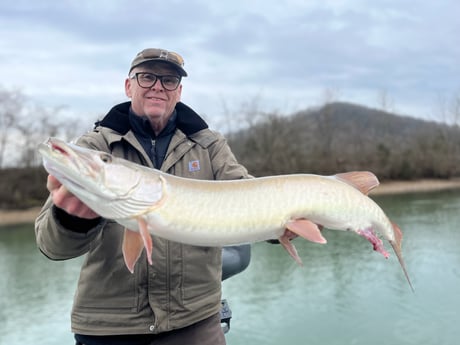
130, 72, 181, 91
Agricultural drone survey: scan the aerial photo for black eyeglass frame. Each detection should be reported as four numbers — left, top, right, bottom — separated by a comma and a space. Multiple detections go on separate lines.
130, 72, 182, 91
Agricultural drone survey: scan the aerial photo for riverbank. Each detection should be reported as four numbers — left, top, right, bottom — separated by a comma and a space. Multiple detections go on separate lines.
2, 178, 460, 226
369, 177, 460, 195
0, 207, 43, 226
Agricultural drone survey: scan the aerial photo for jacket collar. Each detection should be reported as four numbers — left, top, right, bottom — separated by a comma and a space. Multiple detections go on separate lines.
95, 101, 209, 136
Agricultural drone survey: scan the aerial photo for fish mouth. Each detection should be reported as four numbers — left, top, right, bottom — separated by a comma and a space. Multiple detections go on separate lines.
39, 137, 142, 201
39, 138, 75, 162
39, 138, 104, 194
44, 138, 101, 174
49, 139, 69, 156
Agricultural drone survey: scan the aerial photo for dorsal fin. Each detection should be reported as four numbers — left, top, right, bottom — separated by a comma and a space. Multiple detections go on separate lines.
334, 171, 380, 195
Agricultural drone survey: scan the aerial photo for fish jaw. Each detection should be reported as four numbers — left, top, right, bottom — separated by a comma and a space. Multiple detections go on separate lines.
39, 138, 166, 219
39, 138, 104, 188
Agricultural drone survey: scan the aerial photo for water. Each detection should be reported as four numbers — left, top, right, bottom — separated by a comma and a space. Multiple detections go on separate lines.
0, 223, 83, 345
1, 190, 460, 345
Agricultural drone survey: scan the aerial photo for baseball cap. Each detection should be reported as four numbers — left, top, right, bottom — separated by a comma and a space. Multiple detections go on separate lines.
129, 48, 187, 76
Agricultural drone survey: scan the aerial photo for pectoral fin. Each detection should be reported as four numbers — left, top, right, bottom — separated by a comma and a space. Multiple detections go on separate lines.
279, 233, 303, 266
280, 219, 327, 266
137, 217, 153, 266
122, 228, 145, 273
122, 217, 153, 273
286, 219, 327, 244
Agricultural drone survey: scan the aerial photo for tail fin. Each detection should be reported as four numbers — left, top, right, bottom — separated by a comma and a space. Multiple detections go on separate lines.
389, 222, 415, 292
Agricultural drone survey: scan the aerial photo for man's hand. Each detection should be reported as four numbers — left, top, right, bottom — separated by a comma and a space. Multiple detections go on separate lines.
47, 175, 100, 219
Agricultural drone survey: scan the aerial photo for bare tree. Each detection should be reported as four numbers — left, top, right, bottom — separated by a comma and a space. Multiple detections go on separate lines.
0, 86, 91, 167
434, 91, 460, 126
376, 89, 395, 113
449, 92, 460, 126
15, 105, 90, 167
320, 87, 341, 105
219, 94, 267, 137
16, 105, 54, 167
0, 88, 26, 168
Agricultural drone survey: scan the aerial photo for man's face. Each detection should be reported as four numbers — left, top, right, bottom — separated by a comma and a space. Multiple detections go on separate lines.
125, 62, 182, 128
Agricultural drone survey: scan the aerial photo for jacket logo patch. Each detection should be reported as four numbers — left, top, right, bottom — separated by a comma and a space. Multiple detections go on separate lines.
188, 160, 201, 172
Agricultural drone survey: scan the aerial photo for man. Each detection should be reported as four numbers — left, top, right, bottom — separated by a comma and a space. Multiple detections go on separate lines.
35, 48, 251, 345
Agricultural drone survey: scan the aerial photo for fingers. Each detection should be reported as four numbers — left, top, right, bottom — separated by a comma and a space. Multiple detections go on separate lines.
46, 175, 62, 193
58, 194, 100, 219
47, 174, 100, 219
55, 191, 100, 219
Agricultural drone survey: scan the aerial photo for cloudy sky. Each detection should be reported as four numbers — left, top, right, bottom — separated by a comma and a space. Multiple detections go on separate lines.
1, 0, 459, 130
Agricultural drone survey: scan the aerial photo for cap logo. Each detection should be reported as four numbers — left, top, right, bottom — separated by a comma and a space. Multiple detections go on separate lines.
159, 50, 169, 60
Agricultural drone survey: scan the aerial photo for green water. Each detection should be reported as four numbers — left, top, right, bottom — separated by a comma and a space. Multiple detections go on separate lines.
1, 190, 460, 345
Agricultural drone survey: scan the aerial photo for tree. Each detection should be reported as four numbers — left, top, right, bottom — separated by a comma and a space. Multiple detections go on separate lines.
0, 87, 26, 168
0, 86, 91, 168
376, 89, 395, 113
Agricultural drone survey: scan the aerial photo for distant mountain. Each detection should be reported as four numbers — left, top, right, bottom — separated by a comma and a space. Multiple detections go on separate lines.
228, 102, 460, 179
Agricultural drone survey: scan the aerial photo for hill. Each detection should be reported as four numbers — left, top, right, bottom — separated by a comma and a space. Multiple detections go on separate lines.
228, 102, 460, 179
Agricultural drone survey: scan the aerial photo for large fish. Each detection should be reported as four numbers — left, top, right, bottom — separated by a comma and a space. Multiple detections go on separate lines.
38, 138, 413, 290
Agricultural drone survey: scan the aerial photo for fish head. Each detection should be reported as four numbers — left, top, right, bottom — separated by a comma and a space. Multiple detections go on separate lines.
38, 137, 165, 219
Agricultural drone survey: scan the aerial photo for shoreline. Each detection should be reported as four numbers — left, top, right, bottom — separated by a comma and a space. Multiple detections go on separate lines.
369, 177, 460, 195
2, 178, 460, 227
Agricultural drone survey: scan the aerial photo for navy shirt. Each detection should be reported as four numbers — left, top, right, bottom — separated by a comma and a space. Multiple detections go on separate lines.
128, 108, 177, 169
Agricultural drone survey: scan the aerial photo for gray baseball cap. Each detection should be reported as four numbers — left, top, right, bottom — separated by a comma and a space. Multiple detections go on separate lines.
129, 48, 187, 76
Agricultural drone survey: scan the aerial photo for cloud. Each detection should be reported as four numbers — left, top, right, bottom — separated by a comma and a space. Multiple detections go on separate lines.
0, 0, 459, 127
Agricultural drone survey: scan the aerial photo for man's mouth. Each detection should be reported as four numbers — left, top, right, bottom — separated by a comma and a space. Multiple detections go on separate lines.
147, 96, 166, 101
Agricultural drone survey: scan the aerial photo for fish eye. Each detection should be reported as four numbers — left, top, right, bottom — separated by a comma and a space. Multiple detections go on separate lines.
100, 153, 112, 163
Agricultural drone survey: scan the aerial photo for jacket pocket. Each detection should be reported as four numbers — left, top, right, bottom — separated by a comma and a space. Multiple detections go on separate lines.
73, 221, 143, 311
181, 244, 222, 302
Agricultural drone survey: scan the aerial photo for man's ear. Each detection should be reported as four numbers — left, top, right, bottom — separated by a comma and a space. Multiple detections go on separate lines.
176, 84, 183, 102
125, 78, 132, 97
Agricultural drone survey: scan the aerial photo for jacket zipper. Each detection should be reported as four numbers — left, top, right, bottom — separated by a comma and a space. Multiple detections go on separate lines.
151, 139, 157, 168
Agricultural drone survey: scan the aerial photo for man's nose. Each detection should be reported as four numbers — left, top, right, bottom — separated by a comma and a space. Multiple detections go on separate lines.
150, 78, 164, 90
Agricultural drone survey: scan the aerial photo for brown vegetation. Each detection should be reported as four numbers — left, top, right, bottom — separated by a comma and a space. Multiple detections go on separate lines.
0, 166, 48, 210
228, 102, 460, 179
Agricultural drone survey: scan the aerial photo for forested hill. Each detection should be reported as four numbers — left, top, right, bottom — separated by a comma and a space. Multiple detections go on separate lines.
228, 102, 460, 179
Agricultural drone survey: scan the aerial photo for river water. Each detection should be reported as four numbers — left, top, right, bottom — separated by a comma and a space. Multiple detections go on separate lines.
1, 190, 459, 345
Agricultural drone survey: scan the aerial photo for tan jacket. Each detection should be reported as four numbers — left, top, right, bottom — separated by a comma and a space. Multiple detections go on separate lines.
35, 102, 249, 335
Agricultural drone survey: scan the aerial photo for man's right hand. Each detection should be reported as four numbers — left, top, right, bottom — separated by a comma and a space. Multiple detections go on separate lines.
47, 175, 100, 219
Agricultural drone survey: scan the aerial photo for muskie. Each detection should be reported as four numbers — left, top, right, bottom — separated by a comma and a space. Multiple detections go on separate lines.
39, 138, 413, 290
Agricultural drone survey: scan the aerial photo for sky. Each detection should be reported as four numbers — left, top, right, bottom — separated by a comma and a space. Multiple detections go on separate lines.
1, 0, 459, 131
